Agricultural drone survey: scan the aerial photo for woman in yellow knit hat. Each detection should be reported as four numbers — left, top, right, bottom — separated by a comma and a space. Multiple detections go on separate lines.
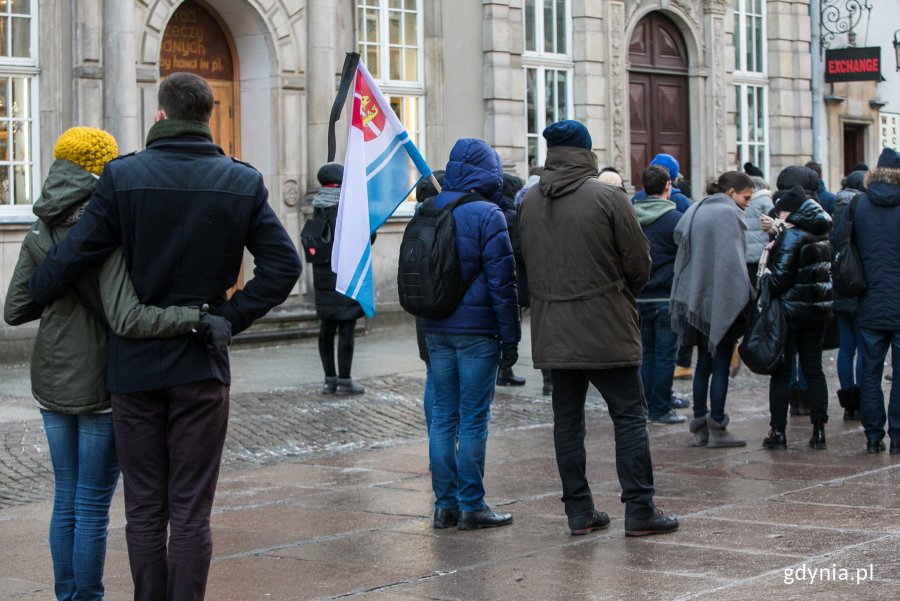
4, 126, 228, 601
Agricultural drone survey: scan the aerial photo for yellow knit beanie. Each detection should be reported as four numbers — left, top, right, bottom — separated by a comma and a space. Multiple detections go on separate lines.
53, 127, 119, 176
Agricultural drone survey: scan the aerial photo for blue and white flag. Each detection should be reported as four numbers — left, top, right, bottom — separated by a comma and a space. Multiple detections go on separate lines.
332, 59, 431, 318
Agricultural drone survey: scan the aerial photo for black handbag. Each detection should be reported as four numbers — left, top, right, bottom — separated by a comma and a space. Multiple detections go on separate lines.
739, 276, 787, 375
832, 194, 866, 297
300, 207, 334, 264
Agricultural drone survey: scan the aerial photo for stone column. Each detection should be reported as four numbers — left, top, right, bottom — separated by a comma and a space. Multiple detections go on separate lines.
307, 0, 337, 189
606, 1, 627, 175
102, 0, 139, 153
572, 0, 606, 164
703, 0, 729, 177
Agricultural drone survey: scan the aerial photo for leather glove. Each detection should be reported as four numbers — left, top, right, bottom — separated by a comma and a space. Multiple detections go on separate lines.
197, 306, 232, 354
499, 342, 518, 370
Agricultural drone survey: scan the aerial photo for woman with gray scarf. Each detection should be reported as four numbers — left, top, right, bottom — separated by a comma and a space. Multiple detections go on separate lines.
670, 171, 756, 448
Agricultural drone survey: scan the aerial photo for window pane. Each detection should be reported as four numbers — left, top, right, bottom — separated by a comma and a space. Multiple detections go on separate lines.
543, 1, 554, 53
366, 46, 379, 78
545, 70, 555, 124
389, 10, 400, 44
753, 16, 763, 72
556, 0, 566, 54
556, 70, 568, 119
389, 47, 401, 79
10, 1, 31, 14
527, 136, 538, 169
405, 12, 417, 45
526, 68, 537, 134
745, 16, 753, 73
389, 0, 401, 8
405, 0, 416, 9
404, 48, 417, 81
366, 9, 379, 43
10, 17, 28, 58
525, 0, 536, 52
733, 12, 741, 70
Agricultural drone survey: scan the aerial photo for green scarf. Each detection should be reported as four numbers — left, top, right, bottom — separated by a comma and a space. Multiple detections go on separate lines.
145, 119, 213, 147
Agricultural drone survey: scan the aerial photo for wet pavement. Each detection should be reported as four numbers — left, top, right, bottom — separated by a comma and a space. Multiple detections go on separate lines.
0, 316, 898, 600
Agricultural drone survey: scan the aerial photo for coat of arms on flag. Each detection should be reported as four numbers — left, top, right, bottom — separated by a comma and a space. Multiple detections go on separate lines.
327, 54, 433, 318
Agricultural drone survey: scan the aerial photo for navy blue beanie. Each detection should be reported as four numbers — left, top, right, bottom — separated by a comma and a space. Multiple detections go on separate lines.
317, 162, 344, 186
877, 147, 900, 170
542, 120, 592, 150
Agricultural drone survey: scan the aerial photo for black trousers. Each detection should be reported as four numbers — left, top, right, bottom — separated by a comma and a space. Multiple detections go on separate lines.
769, 319, 828, 431
551, 367, 656, 520
318, 319, 357, 378
112, 380, 229, 601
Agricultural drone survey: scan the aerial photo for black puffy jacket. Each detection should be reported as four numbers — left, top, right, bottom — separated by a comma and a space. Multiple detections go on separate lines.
766, 199, 833, 321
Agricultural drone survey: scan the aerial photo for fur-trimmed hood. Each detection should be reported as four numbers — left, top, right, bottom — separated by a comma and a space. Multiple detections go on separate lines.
865, 167, 900, 208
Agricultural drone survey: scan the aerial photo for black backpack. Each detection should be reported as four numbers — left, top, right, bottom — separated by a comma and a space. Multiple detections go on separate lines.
397, 192, 483, 319
832, 194, 867, 297
300, 206, 335, 264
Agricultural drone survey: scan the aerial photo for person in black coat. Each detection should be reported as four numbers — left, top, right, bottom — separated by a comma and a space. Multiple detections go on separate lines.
496, 171, 528, 387
762, 186, 833, 451
311, 163, 368, 395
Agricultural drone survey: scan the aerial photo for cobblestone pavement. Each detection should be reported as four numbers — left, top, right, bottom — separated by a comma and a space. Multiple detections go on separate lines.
0, 375, 605, 509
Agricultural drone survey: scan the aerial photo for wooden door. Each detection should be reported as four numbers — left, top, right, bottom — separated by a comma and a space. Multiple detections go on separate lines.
628, 12, 690, 190
208, 81, 236, 156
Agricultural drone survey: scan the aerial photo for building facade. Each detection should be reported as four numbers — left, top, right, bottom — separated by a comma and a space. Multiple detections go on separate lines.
0, 0, 816, 359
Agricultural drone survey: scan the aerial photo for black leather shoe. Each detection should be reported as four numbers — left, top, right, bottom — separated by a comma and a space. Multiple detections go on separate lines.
569, 510, 610, 536
809, 423, 826, 450
433, 508, 459, 529
496, 368, 526, 387
762, 429, 787, 450
624, 507, 679, 537
866, 440, 886, 454
458, 506, 513, 530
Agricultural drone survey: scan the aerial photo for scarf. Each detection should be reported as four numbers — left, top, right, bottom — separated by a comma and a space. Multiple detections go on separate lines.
145, 119, 213, 146
669, 193, 753, 352
312, 186, 341, 208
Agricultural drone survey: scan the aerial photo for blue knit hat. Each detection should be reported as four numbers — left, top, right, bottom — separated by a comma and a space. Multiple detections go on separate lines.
649, 154, 680, 181
877, 147, 900, 170
542, 120, 592, 150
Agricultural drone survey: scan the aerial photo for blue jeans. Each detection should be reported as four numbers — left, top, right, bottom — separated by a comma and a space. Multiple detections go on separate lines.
41, 410, 120, 601
857, 327, 900, 444
836, 311, 862, 390
423, 361, 434, 434
639, 303, 678, 419
426, 333, 499, 511
693, 341, 736, 423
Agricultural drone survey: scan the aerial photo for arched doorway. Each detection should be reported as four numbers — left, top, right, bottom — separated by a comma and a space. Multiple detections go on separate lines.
628, 12, 690, 190
159, 1, 240, 156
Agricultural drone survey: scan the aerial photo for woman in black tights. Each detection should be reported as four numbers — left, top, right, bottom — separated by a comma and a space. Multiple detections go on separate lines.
311, 163, 366, 395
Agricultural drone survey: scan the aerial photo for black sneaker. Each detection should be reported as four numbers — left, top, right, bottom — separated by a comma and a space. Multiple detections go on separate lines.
569, 510, 610, 536
458, 506, 513, 530
866, 440, 886, 454
762, 430, 787, 450
432, 507, 459, 529
624, 507, 679, 537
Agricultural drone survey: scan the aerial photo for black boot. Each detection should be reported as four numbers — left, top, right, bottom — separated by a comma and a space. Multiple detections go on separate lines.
809, 421, 826, 450
541, 369, 553, 396
762, 429, 787, 450
838, 387, 861, 421
496, 367, 526, 386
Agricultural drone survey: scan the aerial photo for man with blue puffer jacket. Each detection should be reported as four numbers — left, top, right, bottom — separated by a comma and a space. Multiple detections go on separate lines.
423, 138, 521, 532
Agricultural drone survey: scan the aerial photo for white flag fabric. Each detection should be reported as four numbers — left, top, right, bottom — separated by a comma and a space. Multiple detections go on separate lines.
332, 60, 431, 318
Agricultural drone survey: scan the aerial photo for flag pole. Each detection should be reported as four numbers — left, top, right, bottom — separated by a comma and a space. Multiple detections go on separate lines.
429, 173, 442, 193
327, 52, 360, 163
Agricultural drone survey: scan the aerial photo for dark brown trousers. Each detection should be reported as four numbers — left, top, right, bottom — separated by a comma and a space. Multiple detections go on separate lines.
112, 380, 229, 601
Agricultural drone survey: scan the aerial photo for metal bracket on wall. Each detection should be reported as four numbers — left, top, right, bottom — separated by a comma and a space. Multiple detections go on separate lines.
819, 0, 873, 53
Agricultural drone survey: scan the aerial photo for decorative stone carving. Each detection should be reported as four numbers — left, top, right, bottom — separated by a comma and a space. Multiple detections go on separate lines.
609, 2, 627, 174
712, 14, 727, 175
283, 180, 300, 208
672, 0, 702, 28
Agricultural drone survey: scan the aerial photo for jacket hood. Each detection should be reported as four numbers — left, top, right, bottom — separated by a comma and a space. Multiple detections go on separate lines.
32, 159, 98, 224
864, 167, 900, 208
539, 146, 599, 199
776, 165, 819, 196
443, 138, 504, 204
634, 197, 676, 225
786, 198, 832, 235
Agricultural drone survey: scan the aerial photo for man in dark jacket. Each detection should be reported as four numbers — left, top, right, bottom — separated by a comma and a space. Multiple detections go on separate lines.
423, 138, 521, 531
28, 73, 302, 600
845, 147, 900, 454
635, 165, 684, 425
519, 120, 678, 537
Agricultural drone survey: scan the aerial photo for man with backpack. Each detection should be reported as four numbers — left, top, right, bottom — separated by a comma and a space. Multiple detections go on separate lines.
415, 138, 520, 531
518, 120, 678, 537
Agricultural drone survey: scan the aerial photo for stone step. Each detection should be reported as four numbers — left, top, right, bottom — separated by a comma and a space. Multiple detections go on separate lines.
233, 303, 366, 347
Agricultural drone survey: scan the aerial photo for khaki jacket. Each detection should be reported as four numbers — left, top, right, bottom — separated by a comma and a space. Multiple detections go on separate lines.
518, 146, 651, 369
4, 160, 199, 413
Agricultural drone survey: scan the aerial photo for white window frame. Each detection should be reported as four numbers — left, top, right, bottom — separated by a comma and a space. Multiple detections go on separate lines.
0, 3, 40, 217
523, 0, 572, 59
356, 0, 425, 218
735, 83, 770, 177
732, 0, 767, 75
732, 0, 768, 177
524, 65, 574, 169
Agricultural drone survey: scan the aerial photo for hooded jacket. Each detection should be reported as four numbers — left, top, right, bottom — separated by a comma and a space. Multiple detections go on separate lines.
4, 159, 199, 413
421, 139, 521, 344
519, 145, 651, 369
634, 197, 680, 301
765, 199, 833, 321
744, 188, 774, 263
850, 166, 900, 330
